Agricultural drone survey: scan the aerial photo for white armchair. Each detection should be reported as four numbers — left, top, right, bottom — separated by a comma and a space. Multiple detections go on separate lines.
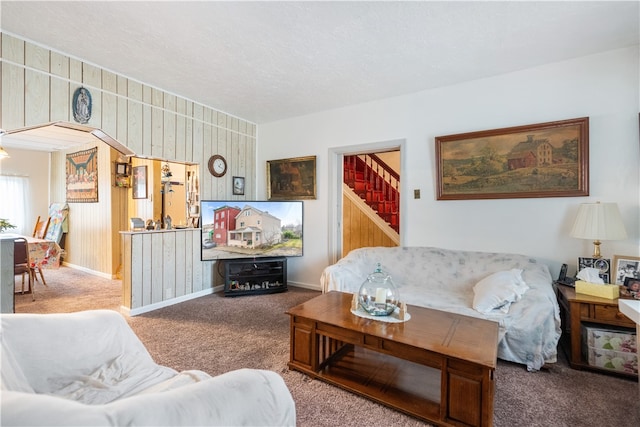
1, 310, 296, 426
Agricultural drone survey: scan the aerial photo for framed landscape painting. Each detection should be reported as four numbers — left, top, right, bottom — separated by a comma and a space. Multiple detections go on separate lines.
435, 117, 589, 200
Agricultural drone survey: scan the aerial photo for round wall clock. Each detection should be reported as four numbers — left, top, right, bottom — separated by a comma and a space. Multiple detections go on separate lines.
208, 154, 227, 177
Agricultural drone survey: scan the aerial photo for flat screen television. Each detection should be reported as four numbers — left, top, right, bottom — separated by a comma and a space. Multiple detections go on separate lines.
200, 200, 303, 261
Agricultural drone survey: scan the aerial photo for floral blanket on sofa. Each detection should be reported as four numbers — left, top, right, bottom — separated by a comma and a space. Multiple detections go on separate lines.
320, 246, 561, 371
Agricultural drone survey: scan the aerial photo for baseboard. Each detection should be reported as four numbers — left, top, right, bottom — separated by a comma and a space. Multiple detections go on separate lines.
61, 261, 114, 280
288, 281, 321, 291
121, 286, 221, 317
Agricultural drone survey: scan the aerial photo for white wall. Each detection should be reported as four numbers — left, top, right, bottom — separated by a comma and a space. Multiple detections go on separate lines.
258, 47, 640, 289
0, 148, 50, 234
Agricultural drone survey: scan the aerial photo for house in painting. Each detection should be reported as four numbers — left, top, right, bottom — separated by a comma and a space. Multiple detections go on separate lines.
212, 205, 241, 245
507, 135, 553, 170
228, 205, 283, 249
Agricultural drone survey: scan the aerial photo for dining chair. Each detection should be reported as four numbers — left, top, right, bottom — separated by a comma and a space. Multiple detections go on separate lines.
14, 238, 35, 301
32, 215, 51, 239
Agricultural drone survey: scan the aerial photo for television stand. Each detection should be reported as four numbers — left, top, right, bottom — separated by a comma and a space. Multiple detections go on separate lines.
223, 257, 287, 297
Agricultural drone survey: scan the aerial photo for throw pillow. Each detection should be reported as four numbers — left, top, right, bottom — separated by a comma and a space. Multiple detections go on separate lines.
472, 269, 529, 314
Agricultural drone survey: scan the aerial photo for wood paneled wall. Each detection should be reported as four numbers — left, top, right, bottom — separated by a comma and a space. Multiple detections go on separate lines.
342, 185, 399, 258
1, 33, 256, 296
121, 229, 204, 314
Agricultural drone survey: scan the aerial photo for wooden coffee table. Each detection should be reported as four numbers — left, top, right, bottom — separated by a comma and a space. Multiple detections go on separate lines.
286, 291, 498, 427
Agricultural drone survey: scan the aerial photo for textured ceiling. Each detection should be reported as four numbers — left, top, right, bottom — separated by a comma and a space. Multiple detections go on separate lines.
1, 1, 639, 125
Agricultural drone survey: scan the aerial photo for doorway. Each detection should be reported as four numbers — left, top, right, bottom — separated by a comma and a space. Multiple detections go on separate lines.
328, 139, 405, 264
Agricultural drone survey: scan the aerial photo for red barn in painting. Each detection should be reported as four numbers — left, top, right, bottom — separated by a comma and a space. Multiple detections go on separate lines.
507, 135, 553, 170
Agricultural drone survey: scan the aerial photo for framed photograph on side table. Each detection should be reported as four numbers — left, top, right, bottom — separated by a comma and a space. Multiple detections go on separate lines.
578, 257, 611, 283
612, 255, 640, 285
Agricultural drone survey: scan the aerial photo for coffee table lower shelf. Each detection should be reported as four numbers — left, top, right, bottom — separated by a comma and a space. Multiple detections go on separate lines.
308, 344, 442, 421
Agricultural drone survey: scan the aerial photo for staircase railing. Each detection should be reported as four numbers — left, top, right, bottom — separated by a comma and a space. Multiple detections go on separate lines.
344, 154, 400, 232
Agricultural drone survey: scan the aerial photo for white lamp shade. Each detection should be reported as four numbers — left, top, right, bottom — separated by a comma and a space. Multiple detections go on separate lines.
570, 202, 627, 241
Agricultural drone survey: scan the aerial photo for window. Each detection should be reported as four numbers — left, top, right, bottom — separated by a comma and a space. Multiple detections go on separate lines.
0, 175, 30, 234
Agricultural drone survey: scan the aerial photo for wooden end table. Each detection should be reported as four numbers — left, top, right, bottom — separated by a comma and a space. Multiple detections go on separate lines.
555, 283, 637, 379
286, 291, 499, 427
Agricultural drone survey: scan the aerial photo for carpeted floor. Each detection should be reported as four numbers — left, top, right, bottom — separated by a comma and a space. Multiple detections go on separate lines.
14, 266, 640, 426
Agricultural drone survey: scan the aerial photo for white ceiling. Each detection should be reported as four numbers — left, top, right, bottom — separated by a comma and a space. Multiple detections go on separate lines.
1, 1, 639, 128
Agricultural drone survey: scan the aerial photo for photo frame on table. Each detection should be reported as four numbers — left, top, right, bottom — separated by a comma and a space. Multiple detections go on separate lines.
435, 117, 589, 200
267, 155, 316, 200
623, 277, 640, 296
578, 257, 611, 284
612, 255, 640, 285
132, 166, 148, 199
232, 176, 245, 196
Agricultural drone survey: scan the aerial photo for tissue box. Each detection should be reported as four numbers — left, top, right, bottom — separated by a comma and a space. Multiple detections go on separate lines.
575, 280, 619, 299
586, 347, 638, 374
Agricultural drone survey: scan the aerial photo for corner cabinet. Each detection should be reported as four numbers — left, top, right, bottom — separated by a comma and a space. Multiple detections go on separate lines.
223, 257, 287, 297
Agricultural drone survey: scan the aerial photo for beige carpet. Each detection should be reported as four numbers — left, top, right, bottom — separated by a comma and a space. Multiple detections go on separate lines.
14, 266, 640, 427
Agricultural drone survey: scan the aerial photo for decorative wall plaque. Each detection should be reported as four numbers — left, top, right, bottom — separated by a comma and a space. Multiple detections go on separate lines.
72, 87, 92, 124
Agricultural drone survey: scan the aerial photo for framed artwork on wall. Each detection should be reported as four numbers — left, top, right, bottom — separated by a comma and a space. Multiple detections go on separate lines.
435, 117, 589, 200
132, 166, 148, 199
66, 147, 99, 203
267, 155, 317, 200
233, 176, 245, 195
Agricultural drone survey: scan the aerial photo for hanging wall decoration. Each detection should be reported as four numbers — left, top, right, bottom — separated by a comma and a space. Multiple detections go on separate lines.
435, 117, 589, 200
72, 87, 92, 124
267, 155, 317, 200
66, 147, 99, 203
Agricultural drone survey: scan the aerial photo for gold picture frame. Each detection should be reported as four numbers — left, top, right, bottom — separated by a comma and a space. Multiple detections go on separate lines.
435, 117, 589, 200
267, 155, 316, 200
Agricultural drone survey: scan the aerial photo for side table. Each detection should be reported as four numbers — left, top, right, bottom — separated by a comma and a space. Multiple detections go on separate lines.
555, 283, 637, 379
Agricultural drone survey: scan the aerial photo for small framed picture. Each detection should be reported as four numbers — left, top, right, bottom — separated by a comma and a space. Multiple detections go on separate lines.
623, 277, 640, 297
232, 176, 245, 195
612, 255, 640, 285
115, 162, 130, 176
578, 257, 611, 283
132, 165, 148, 199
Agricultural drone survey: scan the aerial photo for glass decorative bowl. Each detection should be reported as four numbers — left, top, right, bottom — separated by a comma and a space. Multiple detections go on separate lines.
358, 263, 399, 316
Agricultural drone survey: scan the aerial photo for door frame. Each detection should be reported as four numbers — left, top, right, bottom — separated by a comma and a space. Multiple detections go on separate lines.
327, 138, 406, 265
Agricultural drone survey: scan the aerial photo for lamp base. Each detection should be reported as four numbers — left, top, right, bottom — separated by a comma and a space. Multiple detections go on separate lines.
592, 240, 602, 258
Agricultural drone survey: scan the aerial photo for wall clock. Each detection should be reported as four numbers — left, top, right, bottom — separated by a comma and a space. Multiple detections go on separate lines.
208, 154, 227, 177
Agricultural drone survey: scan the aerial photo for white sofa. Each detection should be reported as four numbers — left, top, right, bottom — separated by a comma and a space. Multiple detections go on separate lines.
1, 310, 296, 426
321, 246, 561, 371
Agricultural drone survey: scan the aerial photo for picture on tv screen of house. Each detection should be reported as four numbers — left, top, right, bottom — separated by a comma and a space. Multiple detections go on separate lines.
200, 200, 303, 261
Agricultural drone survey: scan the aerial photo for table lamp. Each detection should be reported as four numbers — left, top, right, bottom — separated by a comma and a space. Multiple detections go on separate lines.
570, 201, 627, 258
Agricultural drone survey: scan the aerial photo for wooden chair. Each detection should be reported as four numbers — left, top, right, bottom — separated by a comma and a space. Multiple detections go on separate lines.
31, 216, 52, 286
32, 216, 51, 239
14, 238, 35, 301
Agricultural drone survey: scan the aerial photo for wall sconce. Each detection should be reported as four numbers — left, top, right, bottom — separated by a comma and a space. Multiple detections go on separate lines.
0, 129, 9, 159
570, 201, 627, 258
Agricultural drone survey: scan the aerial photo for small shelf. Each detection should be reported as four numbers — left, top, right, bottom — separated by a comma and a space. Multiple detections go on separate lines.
223, 257, 287, 297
